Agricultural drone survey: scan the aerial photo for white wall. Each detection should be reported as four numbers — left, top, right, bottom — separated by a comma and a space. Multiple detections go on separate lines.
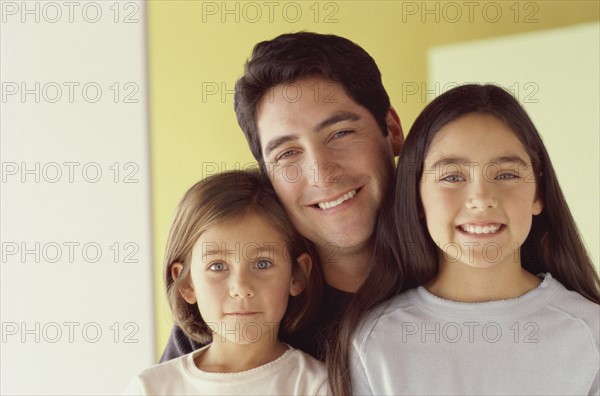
0, 1, 154, 394
429, 23, 600, 268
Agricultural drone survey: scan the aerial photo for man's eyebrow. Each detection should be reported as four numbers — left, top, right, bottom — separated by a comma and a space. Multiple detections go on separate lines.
314, 111, 360, 133
264, 135, 297, 158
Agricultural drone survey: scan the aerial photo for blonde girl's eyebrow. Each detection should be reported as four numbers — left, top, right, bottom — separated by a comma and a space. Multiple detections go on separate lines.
201, 248, 224, 260
201, 244, 285, 260
245, 244, 285, 258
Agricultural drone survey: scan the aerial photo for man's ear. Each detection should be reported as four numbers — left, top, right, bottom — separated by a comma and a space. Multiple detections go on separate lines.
290, 253, 313, 297
171, 262, 197, 304
386, 106, 404, 156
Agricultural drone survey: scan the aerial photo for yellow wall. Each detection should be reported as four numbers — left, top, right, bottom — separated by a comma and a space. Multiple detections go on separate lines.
147, 0, 599, 359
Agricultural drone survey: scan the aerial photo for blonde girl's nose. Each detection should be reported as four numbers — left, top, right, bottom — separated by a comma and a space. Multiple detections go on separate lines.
229, 272, 255, 298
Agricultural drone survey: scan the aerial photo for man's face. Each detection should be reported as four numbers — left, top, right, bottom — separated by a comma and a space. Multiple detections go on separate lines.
256, 76, 402, 255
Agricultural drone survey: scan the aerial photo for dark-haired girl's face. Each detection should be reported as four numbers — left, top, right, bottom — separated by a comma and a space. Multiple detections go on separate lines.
419, 113, 543, 270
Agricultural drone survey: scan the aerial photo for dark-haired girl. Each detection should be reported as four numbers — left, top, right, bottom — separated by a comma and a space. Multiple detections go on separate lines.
334, 84, 599, 395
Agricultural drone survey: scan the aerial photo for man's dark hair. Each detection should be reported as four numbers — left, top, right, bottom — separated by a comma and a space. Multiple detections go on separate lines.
234, 32, 391, 171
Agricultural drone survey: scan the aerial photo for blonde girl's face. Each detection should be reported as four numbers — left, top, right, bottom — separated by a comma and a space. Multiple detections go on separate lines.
419, 113, 543, 270
174, 211, 310, 345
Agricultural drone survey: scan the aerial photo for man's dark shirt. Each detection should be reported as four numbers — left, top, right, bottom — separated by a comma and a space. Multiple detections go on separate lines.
159, 284, 354, 362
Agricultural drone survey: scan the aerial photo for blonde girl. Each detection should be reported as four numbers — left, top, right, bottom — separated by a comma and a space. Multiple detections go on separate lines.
125, 170, 328, 395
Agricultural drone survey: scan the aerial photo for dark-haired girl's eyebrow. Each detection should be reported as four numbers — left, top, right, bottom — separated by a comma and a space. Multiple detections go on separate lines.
427, 156, 470, 170
427, 155, 530, 170
489, 155, 530, 168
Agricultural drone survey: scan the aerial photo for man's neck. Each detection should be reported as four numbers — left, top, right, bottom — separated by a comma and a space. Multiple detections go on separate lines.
319, 244, 373, 293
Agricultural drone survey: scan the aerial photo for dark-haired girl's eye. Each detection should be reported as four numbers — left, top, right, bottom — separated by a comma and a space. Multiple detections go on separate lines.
441, 174, 464, 183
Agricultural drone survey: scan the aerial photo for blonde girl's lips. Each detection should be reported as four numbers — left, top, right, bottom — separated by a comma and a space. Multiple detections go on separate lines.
458, 223, 505, 235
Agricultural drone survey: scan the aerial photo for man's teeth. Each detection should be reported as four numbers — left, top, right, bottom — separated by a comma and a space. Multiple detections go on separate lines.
318, 190, 357, 210
460, 224, 501, 234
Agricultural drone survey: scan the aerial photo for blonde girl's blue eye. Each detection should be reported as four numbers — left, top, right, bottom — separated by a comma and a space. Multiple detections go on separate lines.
255, 260, 272, 270
209, 262, 227, 272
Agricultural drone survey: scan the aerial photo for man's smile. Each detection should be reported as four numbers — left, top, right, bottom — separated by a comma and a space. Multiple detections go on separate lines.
314, 188, 358, 210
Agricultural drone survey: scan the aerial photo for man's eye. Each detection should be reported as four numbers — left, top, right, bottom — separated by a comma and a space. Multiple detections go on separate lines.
331, 130, 353, 140
276, 149, 297, 161
441, 175, 464, 183
209, 262, 227, 272
255, 260, 272, 270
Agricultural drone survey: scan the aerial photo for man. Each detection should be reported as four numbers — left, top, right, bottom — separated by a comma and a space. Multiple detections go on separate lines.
160, 32, 403, 361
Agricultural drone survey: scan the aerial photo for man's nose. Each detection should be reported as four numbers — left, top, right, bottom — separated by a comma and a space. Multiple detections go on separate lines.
305, 147, 343, 187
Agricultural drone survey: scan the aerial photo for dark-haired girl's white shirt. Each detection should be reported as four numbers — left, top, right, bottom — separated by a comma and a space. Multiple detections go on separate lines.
350, 273, 599, 395
124, 345, 329, 395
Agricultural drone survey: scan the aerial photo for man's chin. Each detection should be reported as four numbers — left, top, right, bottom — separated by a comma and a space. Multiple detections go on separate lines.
311, 232, 373, 259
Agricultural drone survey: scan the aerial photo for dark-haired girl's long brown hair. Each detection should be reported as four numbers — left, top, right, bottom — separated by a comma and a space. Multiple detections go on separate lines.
326, 181, 437, 395
327, 84, 600, 396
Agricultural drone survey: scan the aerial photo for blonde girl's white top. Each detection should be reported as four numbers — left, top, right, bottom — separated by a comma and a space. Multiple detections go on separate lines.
124, 344, 329, 395
350, 273, 599, 395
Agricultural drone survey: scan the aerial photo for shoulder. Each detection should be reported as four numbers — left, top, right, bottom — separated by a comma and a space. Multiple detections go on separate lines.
160, 325, 205, 363
545, 276, 600, 347
351, 289, 418, 351
286, 347, 327, 375
272, 348, 330, 395
123, 350, 198, 395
